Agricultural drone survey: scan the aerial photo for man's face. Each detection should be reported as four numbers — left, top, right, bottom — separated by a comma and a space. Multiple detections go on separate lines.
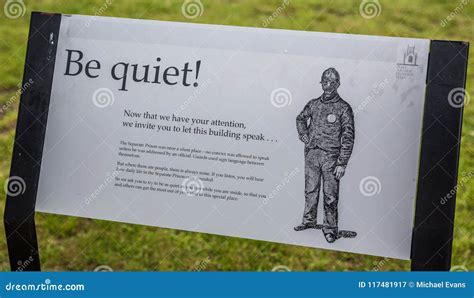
320, 79, 339, 95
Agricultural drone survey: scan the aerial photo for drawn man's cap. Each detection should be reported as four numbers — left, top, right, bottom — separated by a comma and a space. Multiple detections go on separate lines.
321, 67, 340, 83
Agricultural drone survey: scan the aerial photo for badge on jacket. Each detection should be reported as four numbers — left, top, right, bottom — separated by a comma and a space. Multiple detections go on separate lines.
327, 114, 336, 123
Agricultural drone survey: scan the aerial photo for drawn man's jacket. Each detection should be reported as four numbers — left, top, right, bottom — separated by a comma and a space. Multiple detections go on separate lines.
296, 93, 355, 166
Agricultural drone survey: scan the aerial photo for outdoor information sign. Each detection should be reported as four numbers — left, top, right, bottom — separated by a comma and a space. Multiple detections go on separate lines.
4, 12, 469, 271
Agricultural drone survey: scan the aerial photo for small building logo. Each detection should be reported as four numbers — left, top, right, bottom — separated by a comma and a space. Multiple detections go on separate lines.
396, 45, 421, 80
398, 45, 418, 66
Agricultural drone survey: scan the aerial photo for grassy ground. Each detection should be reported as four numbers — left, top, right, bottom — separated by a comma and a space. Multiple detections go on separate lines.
0, 0, 472, 271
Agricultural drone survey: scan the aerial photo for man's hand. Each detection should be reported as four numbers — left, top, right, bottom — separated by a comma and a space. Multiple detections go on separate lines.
333, 166, 345, 180
299, 134, 309, 144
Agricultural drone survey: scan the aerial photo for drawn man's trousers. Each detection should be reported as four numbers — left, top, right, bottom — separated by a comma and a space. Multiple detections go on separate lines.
302, 147, 339, 236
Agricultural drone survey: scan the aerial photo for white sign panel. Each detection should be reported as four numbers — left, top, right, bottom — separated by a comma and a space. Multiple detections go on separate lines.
36, 15, 430, 260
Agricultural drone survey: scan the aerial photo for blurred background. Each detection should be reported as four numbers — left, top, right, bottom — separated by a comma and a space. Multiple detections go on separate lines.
0, 0, 472, 271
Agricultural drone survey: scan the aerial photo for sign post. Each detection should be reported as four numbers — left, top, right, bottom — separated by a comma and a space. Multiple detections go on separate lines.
4, 12, 61, 271
410, 40, 469, 271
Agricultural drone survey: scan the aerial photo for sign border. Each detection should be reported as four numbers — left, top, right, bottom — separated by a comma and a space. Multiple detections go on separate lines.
3, 12, 469, 271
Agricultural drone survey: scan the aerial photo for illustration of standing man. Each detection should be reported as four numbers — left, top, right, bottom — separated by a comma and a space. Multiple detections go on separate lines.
294, 67, 355, 243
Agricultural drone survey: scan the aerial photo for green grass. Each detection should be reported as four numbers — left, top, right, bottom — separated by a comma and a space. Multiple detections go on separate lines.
0, 0, 472, 271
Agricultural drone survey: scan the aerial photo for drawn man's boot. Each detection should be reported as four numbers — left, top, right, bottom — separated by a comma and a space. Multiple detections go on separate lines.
294, 222, 315, 231
323, 231, 337, 243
